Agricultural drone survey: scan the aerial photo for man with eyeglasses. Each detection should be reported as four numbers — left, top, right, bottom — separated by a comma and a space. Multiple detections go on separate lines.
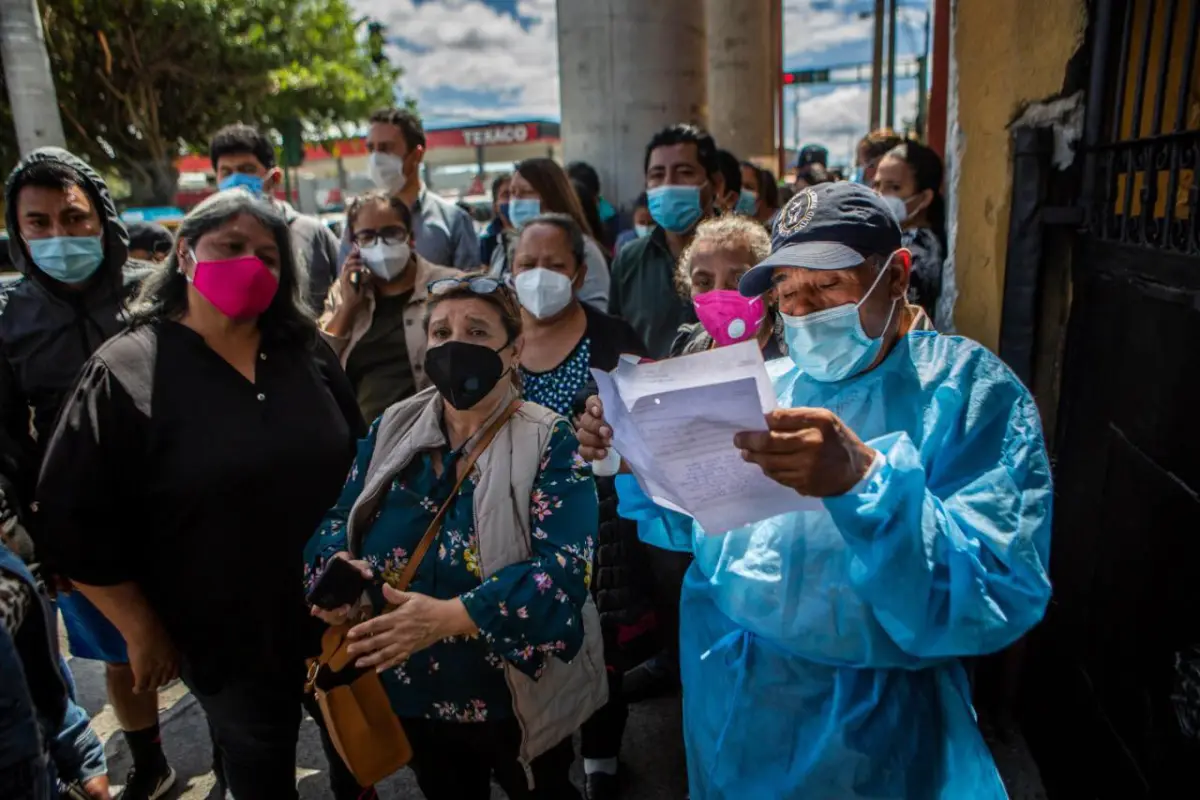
319, 191, 461, 424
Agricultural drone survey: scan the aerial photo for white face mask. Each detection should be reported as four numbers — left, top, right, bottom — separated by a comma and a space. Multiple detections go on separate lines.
513, 267, 575, 319
881, 194, 911, 224
367, 152, 408, 194
360, 241, 411, 281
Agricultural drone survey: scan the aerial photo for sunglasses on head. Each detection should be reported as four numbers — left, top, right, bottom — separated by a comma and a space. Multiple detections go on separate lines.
427, 276, 504, 296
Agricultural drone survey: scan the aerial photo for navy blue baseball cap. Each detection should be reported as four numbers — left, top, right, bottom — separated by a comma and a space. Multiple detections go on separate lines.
739, 181, 902, 297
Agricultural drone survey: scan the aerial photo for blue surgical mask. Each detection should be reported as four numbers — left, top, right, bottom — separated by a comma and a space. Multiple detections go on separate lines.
27, 235, 105, 283
735, 189, 758, 216
851, 166, 867, 185
508, 197, 541, 227
648, 184, 705, 233
219, 173, 265, 194
634, 224, 654, 239
780, 254, 899, 382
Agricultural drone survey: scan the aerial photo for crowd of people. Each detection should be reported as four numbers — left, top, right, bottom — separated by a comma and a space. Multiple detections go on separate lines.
0, 104, 1050, 800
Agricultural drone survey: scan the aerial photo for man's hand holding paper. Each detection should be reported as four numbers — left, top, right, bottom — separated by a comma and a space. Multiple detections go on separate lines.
589, 340, 822, 533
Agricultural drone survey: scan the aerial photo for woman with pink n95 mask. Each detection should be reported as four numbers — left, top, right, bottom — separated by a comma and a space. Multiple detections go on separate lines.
36, 189, 367, 800
671, 215, 783, 359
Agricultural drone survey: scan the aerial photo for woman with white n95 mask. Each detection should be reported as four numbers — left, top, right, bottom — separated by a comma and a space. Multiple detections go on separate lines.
488, 158, 612, 311
510, 214, 644, 406
319, 191, 461, 423
508, 212, 654, 799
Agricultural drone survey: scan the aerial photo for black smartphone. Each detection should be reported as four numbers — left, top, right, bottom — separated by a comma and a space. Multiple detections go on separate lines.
571, 377, 599, 422
307, 557, 369, 610
348, 245, 365, 292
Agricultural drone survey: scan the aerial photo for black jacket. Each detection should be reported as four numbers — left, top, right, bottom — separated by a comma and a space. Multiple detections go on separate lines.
565, 305, 658, 661
0, 148, 151, 485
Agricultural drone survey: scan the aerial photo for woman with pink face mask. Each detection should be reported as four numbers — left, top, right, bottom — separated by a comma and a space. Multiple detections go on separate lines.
618, 215, 784, 719
36, 190, 366, 800
670, 215, 781, 359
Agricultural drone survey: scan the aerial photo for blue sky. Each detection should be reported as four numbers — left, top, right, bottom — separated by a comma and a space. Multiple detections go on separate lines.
358, 0, 929, 165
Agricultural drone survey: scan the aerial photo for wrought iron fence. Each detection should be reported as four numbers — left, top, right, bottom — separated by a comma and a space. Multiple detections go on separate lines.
1084, 0, 1200, 255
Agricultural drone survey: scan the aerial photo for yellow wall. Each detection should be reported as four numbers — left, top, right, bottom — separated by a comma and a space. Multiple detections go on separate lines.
951, 0, 1086, 350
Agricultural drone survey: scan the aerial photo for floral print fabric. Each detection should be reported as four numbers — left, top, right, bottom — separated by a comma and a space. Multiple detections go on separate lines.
519, 336, 592, 416
902, 226, 945, 325
304, 417, 598, 722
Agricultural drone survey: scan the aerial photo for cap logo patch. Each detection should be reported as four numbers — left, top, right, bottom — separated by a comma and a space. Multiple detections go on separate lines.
777, 187, 818, 236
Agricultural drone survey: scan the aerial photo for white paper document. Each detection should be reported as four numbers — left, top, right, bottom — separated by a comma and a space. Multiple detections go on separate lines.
592, 340, 821, 534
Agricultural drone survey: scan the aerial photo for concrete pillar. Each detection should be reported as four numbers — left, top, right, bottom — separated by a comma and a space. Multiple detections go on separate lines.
556, 0, 707, 210
705, 0, 776, 165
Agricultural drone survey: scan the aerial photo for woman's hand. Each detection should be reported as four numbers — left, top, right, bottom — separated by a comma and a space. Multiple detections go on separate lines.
309, 552, 373, 627
575, 395, 612, 462
575, 396, 631, 473
345, 586, 478, 672
325, 251, 370, 336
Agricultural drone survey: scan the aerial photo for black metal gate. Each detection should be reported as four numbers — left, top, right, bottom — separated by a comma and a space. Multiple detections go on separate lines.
1023, 0, 1200, 796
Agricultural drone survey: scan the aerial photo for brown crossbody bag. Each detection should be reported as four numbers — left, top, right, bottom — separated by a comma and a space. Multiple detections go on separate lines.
304, 399, 521, 786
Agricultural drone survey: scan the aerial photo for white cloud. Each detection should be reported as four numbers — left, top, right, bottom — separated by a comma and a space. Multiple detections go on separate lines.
357, 0, 913, 156
782, 0, 876, 57
782, 1, 929, 61
354, 0, 559, 123
787, 83, 919, 167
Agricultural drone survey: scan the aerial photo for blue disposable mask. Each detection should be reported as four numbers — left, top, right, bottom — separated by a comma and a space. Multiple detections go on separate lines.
780, 254, 899, 382
508, 197, 541, 227
648, 184, 705, 233
634, 224, 654, 239
735, 189, 758, 216
219, 173, 265, 195
851, 166, 867, 185
27, 235, 105, 283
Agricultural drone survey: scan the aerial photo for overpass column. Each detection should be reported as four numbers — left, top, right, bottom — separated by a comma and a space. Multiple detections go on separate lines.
556, 0, 708, 210
705, 0, 776, 165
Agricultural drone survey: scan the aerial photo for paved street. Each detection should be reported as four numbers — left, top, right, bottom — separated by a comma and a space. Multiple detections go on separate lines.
66, 644, 1045, 800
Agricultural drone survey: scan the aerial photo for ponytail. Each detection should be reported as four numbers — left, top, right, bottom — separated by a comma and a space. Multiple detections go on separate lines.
888, 141, 946, 251
927, 192, 947, 254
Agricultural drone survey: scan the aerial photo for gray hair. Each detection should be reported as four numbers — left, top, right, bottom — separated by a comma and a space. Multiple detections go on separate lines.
129, 189, 317, 344
675, 215, 772, 296
507, 212, 588, 269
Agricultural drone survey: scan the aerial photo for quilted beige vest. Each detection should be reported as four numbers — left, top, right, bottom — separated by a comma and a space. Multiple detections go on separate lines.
346, 385, 608, 778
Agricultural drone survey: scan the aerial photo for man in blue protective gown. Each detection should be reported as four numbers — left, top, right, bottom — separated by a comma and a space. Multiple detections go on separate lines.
576, 182, 1053, 799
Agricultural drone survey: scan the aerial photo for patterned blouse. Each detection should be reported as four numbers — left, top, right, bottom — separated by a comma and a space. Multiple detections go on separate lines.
304, 417, 598, 723
902, 227, 945, 324
519, 337, 593, 416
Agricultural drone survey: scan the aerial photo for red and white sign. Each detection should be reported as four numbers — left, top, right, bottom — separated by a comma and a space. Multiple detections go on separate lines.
461, 124, 531, 147
176, 121, 557, 173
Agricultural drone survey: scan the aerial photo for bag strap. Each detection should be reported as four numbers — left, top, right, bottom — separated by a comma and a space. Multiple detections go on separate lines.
313, 398, 522, 678
391, 397, 521, 593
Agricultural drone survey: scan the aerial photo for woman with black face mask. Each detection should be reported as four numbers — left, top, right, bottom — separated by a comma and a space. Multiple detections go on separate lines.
303, 275, 607, 799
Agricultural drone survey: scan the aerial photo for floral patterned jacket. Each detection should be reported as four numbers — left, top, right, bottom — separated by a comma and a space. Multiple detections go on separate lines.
303, 417, 598, 723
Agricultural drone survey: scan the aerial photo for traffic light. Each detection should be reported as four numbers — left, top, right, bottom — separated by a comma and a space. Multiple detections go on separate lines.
368, 22, 386, 66
280, 118, 304, 168
784, 68, 832, 85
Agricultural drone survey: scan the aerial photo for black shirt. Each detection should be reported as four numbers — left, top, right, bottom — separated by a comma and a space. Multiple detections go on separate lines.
36, 321, 365, 678
345, 290, 416, 422
607, 227, 695, 359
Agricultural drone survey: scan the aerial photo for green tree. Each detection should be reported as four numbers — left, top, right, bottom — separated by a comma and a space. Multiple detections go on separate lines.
0, 0, 400, 204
